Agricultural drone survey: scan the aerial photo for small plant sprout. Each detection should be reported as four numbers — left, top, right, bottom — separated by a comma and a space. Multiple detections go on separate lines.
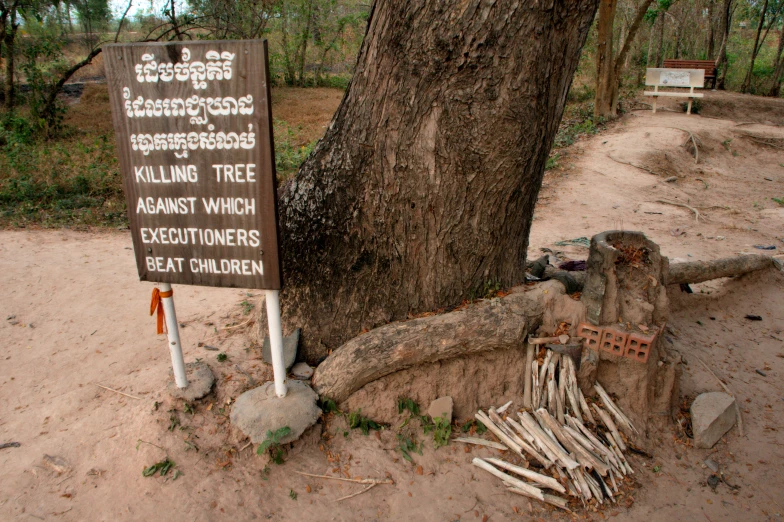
257, 426, 292, 464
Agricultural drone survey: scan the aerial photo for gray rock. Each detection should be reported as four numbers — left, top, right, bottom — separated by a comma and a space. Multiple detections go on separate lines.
428, 396, 453, 423
168, 361, 215, 401
262, 328, 300, 370
42, 455, 70, 475
230, 380, 320, 445
704, 459, 719, 473
691, 391, 736, 449
291, 362, 314, 379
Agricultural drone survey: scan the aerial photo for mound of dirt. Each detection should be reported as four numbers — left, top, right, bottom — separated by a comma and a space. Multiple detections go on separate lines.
661, 91, 784, 125
700, 92, 784, 125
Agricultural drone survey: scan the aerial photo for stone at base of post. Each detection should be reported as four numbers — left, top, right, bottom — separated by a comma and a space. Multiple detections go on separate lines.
230, 380, 320, 445
167, 361, 215, 401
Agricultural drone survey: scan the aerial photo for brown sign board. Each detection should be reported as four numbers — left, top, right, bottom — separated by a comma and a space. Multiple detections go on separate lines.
104, 39, 282, 289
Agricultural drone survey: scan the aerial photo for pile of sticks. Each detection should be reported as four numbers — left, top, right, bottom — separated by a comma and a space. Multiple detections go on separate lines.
469, 348, 638, 511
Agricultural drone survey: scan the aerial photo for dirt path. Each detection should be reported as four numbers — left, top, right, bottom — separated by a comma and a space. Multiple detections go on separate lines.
1, 93, 783, 521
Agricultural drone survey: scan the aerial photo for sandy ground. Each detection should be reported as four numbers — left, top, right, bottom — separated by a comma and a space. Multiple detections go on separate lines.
1, 91, 783, 521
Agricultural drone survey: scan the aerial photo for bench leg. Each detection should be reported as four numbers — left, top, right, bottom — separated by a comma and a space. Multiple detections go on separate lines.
652, 98, 657, 114
687, 99, 692, 115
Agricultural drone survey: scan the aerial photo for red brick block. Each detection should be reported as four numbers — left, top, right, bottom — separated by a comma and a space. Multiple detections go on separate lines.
625, 332, 656, 364
578, 322, 604, 351
600, 328, 628, 357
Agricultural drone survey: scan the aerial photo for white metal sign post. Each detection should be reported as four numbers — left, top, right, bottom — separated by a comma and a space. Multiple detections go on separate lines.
265, 290, 287, 397
160, 283, 188, 388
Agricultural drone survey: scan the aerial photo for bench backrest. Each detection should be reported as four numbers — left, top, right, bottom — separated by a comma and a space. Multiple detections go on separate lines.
663, 59, 717, 74
646, 68, 705, 88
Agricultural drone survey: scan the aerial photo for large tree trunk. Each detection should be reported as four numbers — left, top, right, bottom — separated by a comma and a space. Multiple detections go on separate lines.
740, 0, 768, 94
594, 0, 618, 119
265, 0, 600, 364
716, 0, 733, 89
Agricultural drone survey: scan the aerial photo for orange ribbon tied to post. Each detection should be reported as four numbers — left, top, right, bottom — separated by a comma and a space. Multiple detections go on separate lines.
150, 288, 173, 335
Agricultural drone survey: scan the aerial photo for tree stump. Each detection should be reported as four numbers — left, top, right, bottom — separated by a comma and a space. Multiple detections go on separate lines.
580, 231, 681, 437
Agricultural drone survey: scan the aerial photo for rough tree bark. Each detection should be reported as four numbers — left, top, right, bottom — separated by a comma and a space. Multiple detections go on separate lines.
594, 0, 618, 119
264, 0, 601, 364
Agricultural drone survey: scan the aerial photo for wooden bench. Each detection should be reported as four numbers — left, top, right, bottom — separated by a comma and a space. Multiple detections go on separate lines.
644, 68, 705, 115
662, 59, 717, 89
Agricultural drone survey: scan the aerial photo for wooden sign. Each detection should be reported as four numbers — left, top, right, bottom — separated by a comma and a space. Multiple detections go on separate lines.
104, 40, 281, 289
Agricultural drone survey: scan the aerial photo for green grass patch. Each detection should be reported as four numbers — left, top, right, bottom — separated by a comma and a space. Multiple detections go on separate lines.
0, 113, 125, 228
274, 118, 318, 181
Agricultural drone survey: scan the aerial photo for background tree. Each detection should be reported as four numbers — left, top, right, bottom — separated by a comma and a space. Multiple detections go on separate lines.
740, 0, 783, 93
595, 0, 655, 119
71, 0, 110, 50
716, 0, 734, 88
768, 17, 784, 95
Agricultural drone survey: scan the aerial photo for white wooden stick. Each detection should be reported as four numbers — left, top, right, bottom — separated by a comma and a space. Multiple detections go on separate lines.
496, 400, 513, 414
488, 410, 547, 467
562, 358, 583, 423
505, 417, 553, 468
531, 360, 540, 409
558, 365, 567, 408
592, 404, 626, 451
513, 414, 561, 466
571, 467, 592, 501
476, 411, 521, 456
486, 458, 565, 493
604, 432, 633, 474
523, 343, 535, 409
563, 422, 621, 475
609, 467, 619, 493
555, 377, 565, 424
453, 437, 507, 451
538, 350, 553, 400
597, 472, 615, 502
568, 416, 618, 469
584, 471, 603, 504
506, 487, 573, 512
547, 362, 557, 416
577, 387, 596, 425
536, 409, 609, 476
563, 425, 606, 462
594, 383, 637, 435
472, 458, 544, 501
519, 411, 579, 470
